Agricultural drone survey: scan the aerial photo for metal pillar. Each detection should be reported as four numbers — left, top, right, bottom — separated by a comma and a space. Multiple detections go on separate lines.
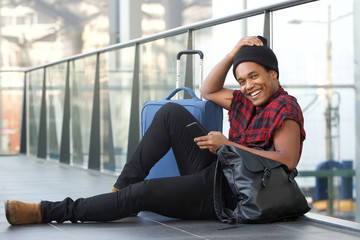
59, 61, 71, 164
184, 30, 194, 93
88, 54, 101, 170
37, 68, 47, 158
20, 73, 27, 154
127, 44, 140, 162
263, 10, 271, 45
119, 0, 142, 42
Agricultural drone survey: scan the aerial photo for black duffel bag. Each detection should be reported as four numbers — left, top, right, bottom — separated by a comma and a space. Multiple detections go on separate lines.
214, 144, 310, 224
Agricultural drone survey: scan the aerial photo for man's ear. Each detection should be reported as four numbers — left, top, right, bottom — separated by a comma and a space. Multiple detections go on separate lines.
270, 70, 278, 80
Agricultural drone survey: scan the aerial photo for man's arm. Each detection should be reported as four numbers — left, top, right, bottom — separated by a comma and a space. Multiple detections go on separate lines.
234, 119, 301, 170
195, 119, 301, 170
200, 52, 235, 110
200, 36, 264, 110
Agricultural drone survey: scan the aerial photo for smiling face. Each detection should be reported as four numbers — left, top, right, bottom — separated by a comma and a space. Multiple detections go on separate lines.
235, 61, 279, 107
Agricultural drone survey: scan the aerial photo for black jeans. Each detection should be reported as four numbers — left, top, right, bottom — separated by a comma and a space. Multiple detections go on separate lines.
41, 103, 217, 223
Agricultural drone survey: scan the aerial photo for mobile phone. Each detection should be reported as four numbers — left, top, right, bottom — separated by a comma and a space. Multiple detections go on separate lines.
186, 122, 208, 138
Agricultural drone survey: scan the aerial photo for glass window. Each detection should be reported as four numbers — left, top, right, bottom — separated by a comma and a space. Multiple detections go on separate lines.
102, 47, 135, 172
27, 69, 44, 156
273, 0, 355, 220
46, 63, 67, 160
0, 71, 23, 154
70, 56, 96, 168
139, 34, 188, 104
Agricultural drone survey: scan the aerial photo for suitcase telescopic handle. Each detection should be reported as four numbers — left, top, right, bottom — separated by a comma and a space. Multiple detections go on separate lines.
176, 50, 204, 60
176, 50, 204, 99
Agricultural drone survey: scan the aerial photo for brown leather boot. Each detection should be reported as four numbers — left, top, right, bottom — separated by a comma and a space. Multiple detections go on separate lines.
5, 200, 42, 225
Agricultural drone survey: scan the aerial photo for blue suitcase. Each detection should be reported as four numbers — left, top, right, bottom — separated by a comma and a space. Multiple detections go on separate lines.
141, 50, 223, 179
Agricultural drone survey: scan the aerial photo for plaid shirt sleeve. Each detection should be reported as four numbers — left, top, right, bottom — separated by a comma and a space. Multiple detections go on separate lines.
228, 87, 306, 157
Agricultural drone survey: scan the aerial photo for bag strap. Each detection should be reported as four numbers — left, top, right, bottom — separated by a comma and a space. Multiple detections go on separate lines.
213, 158, 237, 224
289, 168, 298, 183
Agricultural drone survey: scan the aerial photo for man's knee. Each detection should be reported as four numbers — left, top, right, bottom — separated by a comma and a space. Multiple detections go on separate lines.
157, 102, 187, 119
162, 102, 184, 112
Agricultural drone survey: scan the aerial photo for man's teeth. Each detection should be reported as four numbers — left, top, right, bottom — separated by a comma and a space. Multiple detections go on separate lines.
250, 90, 261, 97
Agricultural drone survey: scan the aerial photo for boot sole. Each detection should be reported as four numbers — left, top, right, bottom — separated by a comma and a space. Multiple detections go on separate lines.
5, 200, 14, 225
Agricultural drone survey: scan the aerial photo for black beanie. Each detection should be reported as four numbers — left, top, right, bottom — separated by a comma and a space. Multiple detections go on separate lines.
232, 36, 279, 79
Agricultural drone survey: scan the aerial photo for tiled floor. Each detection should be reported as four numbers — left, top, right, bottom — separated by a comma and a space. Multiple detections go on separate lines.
1, 155, 360, 240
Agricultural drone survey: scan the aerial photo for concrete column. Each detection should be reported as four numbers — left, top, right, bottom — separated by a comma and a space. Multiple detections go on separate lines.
108, 0, 120, 44
119, 0, 142, 42
108, 0, 142, 43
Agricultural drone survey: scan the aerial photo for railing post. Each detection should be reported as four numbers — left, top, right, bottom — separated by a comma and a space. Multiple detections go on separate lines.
127, 43, 140, 162
19, 72, 27, 154
88, 54, 101, 170
59, 61, 71, 164
184, 29, 194, 93
37, 68, 47, 158
263, 10, 272, 46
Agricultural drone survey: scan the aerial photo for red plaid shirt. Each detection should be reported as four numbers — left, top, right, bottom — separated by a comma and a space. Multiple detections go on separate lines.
228, 87, 306, 158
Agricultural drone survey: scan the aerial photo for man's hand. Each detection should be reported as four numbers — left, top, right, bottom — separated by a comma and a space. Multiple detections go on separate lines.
229, 36, 264, 58
194, 131, 230, 154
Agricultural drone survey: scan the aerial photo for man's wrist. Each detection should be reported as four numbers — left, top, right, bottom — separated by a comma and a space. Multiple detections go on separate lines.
224, 52, 237, 67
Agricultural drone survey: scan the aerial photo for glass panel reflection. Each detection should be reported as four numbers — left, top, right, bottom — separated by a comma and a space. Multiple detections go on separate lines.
140, 34, 187, 105
70, 56, 96, 168
27, 69, 44, 157
99, 52, 115, 171
105, 47, 135, 172
0, 71, 24, 154
46, 63, 67, 160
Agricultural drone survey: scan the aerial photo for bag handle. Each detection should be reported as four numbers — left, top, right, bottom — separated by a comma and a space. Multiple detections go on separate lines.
165, 87, 200, 101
